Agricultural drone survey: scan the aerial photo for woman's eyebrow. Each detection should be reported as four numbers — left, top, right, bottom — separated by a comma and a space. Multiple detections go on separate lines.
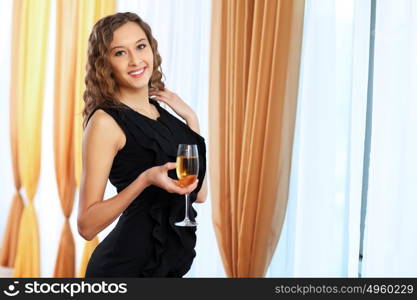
110, 38, 147, 51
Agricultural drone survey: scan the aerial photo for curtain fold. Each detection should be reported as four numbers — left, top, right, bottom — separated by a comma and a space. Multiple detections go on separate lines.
52, 0, 78, 277
73, 0, 115, 277
78, 237, 99, 278
209, 0, 305, 277
0, 195, 23, 267
12, 0, 51, 278
0, 0, 24, 269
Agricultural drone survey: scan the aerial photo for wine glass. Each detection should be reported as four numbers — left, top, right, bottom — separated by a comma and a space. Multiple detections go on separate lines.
175, 144, 199, 227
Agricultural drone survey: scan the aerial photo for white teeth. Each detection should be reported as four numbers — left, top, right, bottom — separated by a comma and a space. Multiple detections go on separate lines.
129, 68, 145, 75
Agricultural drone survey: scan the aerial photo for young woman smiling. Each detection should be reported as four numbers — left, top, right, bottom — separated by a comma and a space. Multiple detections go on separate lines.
78, 12, 207, 277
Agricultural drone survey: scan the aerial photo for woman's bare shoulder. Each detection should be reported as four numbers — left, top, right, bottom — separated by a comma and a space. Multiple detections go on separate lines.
84, 109, 126, 151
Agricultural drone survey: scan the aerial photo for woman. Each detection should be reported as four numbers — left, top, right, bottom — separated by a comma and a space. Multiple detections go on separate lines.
77, 12, 207, 277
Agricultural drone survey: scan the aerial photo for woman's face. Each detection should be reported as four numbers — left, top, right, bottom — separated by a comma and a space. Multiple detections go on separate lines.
108, 21, 154, 92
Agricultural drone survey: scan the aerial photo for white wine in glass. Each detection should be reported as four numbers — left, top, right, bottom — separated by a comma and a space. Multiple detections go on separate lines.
175, 144, 199, 227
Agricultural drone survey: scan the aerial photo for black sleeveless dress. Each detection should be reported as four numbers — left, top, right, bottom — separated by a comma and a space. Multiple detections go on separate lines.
84, 99, 206, 277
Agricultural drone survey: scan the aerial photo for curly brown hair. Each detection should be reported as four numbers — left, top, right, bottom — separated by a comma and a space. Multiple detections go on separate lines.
82, 12, 165, 128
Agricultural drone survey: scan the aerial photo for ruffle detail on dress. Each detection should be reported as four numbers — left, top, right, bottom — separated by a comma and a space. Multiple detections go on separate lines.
122, 110, 178, 160
139, 203, 167, 276
139, 194, 197, 277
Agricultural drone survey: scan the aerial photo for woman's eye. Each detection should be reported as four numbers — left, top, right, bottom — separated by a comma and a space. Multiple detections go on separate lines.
137, 44, 146, 50
115, 50, 125, 56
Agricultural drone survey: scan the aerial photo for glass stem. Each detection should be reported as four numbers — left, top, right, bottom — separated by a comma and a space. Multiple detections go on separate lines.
185, 193, 190, 220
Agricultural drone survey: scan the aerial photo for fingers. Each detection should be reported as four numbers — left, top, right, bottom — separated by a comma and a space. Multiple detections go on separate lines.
159, 162, 199, 195
149, 92, 170, 106
154, 96, 170, 105
151, 89, 174, 99
152, 92, 170, 103
164, 162, 176, 170
167, 180, 187, 194
186, 179, 199, 193
169, 179, 199, 195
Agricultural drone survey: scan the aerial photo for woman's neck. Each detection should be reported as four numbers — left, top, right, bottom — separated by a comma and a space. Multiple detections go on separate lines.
117, 86, 150, 107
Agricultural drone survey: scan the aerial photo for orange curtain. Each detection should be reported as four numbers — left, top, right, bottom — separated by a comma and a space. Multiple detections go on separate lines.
209, 0, 305, 277
12, 0, 51, 277
52, 0, 79, 277
0, 0, 25, 269
72, 0, 116, 278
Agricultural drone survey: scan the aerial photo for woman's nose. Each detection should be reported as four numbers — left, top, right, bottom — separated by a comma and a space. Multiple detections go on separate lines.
128, 51, 142, 66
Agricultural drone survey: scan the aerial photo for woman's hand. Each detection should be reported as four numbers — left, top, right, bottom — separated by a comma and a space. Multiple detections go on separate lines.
142, 162, 198, 195
149, 88, 196, 122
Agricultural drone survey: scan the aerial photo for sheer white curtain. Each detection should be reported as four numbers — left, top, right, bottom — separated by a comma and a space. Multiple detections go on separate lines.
267, 0, 371, 277
116, 0, 225, 277
362, 0, 417, 277
0, 0, 14, 246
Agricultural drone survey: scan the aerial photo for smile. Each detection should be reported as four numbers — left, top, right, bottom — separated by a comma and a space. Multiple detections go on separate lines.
128, 67, 146, 78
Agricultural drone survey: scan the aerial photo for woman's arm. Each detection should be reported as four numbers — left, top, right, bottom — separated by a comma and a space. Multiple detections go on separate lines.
77, 110, 198, 241
78, 110, 135, 240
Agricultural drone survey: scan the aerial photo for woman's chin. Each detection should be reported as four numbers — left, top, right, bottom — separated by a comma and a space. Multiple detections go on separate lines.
121, 83, 149, 91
